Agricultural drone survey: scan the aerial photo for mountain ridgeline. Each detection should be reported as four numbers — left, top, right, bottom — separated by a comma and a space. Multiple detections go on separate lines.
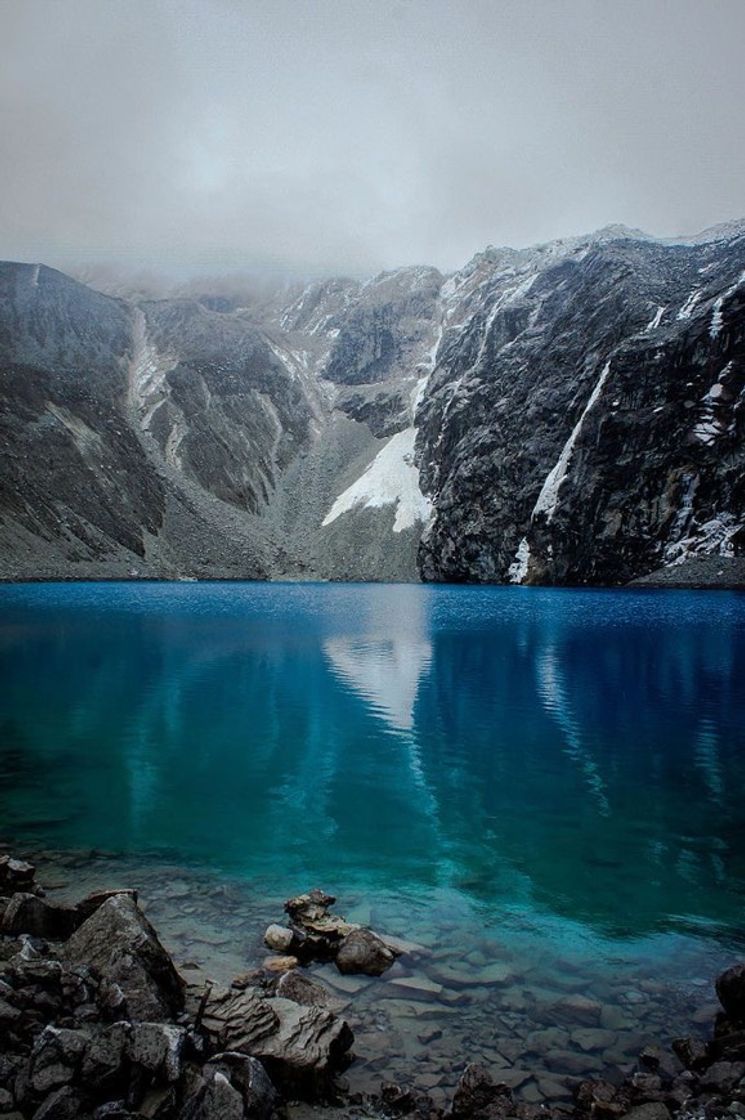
1, 224, 744, 585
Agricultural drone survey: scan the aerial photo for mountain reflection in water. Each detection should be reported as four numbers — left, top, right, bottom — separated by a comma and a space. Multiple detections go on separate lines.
1, 581, 744, 944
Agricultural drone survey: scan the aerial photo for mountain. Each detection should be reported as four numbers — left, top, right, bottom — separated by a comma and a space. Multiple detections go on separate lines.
0, 223, 743, 586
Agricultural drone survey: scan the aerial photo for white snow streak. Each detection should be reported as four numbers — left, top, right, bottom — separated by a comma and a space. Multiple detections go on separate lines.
322, 428, 432, 533
645, 305, 666, 331
533, 361, 612, 523
677, 289, 702, 320
709, 270, 745, 337
508, 537, 531, 584
30, 264, 40, 289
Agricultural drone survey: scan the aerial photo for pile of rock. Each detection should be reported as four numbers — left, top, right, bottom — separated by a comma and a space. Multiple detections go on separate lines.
263, 889, 400, 977
0, 863, 355, 1119
5, 855, 745, 1120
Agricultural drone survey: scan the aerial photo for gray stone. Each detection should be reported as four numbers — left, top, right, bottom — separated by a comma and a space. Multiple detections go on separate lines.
179, 1053, 279, 1120
620, 1105, 671, 1120
198, 985, 353, 1096
451, 1063, 513, 1118
0, 855, 36, 894
336, 928, 396, 976
64, 894, 183, 1021
699, 1060, 745, 1093
81, 1022, 130, 1091
275, 969, 333, 1008
28, 1026, 88, 1095
263, 925, 294, 954
1, 894, 80, 941
31, 1085, 83, 1120
127, 1022, 186, 1081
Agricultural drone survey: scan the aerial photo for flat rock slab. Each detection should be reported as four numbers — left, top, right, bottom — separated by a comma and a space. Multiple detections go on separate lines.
199, 985, 353, 1096
389, 975, 444, 997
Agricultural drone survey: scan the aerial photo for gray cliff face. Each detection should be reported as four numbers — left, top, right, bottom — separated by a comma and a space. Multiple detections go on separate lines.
0, 224, 743, 585
417, 229, 745, 585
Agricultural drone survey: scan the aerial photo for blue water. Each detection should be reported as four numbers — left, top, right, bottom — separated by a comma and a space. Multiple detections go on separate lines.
1, 581, 744, 1093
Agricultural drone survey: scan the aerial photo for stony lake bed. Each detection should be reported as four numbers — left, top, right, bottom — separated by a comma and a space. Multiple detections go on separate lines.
1, 581, 745, 1117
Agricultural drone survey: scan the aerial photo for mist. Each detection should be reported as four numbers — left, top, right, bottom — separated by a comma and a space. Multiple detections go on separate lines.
2, 0, 745, 280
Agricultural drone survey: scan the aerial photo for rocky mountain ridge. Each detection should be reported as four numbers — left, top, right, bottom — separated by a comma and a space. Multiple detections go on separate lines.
1, 222, 744, 585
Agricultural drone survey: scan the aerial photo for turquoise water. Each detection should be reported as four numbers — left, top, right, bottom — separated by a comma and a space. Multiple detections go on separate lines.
1, 581, 744, 1096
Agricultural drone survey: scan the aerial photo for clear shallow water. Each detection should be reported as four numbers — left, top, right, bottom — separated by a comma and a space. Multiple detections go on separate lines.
1, 581, 744, 1099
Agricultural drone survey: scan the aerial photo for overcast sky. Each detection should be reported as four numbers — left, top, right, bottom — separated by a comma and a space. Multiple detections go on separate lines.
1, 0, 744, 279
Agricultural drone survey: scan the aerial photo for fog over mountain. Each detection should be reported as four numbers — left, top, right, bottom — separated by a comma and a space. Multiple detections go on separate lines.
1, 1, 744, 587
2, 0, 745, 279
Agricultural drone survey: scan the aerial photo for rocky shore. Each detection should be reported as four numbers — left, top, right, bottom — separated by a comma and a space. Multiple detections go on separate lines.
2, 854, 745, 1120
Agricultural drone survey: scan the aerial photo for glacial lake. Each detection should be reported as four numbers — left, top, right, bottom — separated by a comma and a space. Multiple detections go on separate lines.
1, 580, 745, 1101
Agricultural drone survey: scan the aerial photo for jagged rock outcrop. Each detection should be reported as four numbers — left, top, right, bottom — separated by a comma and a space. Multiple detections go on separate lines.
1, 222, 744, 585
64, 894, 184, 1022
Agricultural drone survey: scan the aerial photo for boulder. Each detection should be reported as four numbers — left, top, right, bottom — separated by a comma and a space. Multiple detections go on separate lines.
179, 1053, 279, 1120
717, 963, 745, 1020
380, 1081, 418, 1113
698, 1060, 745, 1093
336, 928, 396, 976
64, 894, 183, 1022
263, 925, 295, 954
80, 1022, 130, 1092
672, 1036, 711, 1070
2, 894, 80, 941
127, 1022, 186, 1082
199, 987, 279, 1054
275, 969, 334, 1008
258, 997, 353, 1096
198, 985, 352, 1096
283, 889, 355, 956
27, 1026, 89, 1095
619, 1106, 671, 1120
31, 1085, 83, 1120
75, 889, 138, 924
0, 855, 36, 895
451, 1063, 513, 1119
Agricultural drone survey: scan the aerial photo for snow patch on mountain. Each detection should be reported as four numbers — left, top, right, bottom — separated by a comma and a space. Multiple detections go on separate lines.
322, 427, 432, 533
508, 537, 531, 583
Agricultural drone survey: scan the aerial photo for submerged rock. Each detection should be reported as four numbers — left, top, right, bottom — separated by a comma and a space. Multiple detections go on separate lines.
263, 925, 296, 954
262, 956, 299, 973
336, 929, 396, 977
451, 1063, 514, 1119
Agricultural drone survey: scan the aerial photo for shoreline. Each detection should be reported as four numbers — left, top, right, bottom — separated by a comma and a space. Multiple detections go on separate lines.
2, 848, 745, 1120
1, 568, 744, 590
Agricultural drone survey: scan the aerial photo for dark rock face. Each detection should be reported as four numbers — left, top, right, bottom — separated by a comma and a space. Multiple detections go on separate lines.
417, 232, 745, 585
2, 223, 744, 585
